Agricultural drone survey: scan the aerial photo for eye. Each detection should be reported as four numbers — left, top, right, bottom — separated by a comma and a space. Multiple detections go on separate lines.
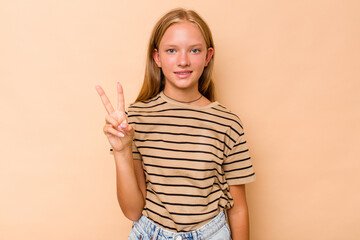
166, 49, 175, 53
191, 49, 201, 53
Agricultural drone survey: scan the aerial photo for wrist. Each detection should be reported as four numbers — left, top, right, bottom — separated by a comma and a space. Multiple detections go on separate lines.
112, 146, 133, 159
113, 146, 132, 154
110, 144, 132, 154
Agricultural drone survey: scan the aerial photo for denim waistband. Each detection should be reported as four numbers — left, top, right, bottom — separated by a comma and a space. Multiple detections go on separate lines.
135, 210, 228, 240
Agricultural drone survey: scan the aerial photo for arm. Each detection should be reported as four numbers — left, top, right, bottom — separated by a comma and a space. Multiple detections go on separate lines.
133, 160, 147, 201
113, 149, 145, 221
227, 184, 250, 240
95, 83, 145, 221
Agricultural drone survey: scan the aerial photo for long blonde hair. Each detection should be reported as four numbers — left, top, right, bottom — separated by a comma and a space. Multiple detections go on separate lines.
135, 8, 216, 102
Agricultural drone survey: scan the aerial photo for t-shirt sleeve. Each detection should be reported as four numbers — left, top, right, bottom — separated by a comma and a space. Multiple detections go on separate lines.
223, 121, 256, 185
132, 140, 142, 161
126, 107, 142, 161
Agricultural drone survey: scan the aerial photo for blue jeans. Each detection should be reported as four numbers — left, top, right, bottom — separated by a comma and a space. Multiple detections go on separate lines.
128, 210, 232, 240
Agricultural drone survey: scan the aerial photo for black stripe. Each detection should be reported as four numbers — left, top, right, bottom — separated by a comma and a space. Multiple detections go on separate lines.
147, 188, 221, 198
217, 104, 227, 109
233, 140, 247, 148
130, 122, 236, 143
224, 165, 253, 173
128, 101, 166, 109
134, 138, 224, 152
144, 169, 225, 184
168, 208, 219, 216
144, 207, 173, 221
147, 192, 228, 207
146, 180, 221, 190
228, 149, 249, 157
142, 95, 161, 103
145, 196, 167, 209
211, 105, 239, 119
144, 197, 168, 208
141, 154, 222, 167
226, 172, 255, 180
223, 156, 251, 165
137, 146, 223, 160
144, 163, 224, 176
134, 130, 231, 150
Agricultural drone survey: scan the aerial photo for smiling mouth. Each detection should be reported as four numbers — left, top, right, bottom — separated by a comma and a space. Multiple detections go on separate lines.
174, 71, 193, 74
174, 71, 192, 79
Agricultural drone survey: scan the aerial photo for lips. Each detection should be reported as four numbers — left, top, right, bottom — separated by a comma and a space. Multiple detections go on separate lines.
175, 70, 192, 74
174, 70, 192, 78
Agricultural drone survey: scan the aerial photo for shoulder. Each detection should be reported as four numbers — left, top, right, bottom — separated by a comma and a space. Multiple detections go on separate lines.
127, 93, 165, 114
210, 102, 244, 131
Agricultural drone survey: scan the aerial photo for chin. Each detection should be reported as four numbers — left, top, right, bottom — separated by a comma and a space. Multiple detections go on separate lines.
173, 82, 198, 90
167, 79, 197, 89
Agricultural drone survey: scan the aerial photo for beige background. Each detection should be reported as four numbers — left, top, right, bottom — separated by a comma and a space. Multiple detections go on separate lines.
1, 0, 359, 239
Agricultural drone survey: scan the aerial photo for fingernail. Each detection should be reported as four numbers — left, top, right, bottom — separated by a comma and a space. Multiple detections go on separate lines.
120, 123, 127, 129
118, 132, 124, 137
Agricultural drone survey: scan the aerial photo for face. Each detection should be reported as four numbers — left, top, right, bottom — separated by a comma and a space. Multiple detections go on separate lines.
153, 21, 214, 93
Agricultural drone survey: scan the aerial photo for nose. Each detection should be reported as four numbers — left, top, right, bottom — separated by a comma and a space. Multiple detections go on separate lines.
177, 51, 190, 67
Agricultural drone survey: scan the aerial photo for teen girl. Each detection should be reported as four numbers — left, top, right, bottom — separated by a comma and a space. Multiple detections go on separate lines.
95, 8, 255, 240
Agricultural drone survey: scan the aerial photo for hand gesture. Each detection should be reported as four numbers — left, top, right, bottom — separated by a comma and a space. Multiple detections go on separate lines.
95, 82, 134, 152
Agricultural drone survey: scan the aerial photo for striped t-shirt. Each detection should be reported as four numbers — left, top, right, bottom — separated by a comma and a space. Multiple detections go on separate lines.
127, 91, 255, 232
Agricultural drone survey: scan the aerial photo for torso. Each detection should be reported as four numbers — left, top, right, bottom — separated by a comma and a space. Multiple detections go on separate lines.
127, 91, 255, 232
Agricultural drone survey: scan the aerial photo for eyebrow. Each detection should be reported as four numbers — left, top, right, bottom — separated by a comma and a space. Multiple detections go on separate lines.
163, 43, 204, 48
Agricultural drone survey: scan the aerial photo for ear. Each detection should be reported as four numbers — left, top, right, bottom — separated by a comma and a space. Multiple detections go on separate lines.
153, 48, 161, 68
204, 47, 214, 67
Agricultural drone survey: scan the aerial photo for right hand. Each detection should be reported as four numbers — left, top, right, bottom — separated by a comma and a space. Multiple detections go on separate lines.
95, 82, 134, 152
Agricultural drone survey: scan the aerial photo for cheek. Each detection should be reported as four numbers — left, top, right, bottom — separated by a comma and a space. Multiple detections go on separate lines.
192, 55, 207, 68
160, 56, 175, 68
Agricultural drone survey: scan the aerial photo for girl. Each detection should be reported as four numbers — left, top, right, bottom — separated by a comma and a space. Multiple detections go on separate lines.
95, 8, 255, 240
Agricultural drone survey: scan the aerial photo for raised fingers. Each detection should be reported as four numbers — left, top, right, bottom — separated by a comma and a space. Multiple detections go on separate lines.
117, 82, 125, 112
103, 124, 124, 137
105, 114, 120, 128
95, 85, 115, 114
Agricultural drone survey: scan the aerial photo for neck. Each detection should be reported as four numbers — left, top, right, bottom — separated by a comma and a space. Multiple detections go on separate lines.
163, 88, 202, 104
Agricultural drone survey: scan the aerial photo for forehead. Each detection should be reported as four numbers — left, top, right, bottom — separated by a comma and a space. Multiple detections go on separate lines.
159, 21, 206, 47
